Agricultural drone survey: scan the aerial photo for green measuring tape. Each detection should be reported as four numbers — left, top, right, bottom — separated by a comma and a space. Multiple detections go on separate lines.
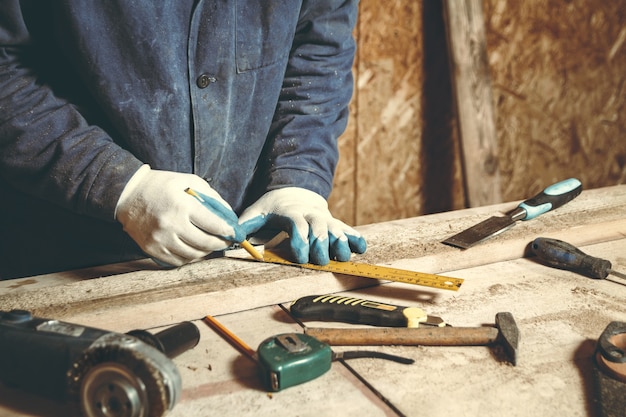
256, 250, 463, 291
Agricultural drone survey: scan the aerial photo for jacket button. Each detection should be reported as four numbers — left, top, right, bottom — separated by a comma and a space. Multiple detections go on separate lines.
196, 74, 216, 89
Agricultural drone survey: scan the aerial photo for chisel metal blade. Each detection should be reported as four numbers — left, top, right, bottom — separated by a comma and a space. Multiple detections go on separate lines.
443, 178, 583, 249
443, 215, 516, 249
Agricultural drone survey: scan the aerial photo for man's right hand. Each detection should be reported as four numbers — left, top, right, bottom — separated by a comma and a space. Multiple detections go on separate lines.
115, 165, 244, 266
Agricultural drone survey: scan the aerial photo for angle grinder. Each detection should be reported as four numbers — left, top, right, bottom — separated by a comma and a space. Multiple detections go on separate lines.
0, 310, 200, 417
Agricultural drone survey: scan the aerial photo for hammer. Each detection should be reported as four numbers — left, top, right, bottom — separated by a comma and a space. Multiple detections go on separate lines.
305, 312, 519, 366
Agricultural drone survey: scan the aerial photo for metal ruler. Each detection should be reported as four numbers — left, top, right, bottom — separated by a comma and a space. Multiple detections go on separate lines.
256, 250, 463, 291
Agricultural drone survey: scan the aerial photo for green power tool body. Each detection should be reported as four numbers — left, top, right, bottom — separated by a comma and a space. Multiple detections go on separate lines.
0, 310, 199, 417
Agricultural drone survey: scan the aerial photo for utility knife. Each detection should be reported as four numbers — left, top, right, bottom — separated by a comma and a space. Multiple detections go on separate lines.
290, 294, 446, 328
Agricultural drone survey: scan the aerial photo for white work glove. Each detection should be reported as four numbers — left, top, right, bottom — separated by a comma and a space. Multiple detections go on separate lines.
115, 165, 245, 266
238, 187, 367, 265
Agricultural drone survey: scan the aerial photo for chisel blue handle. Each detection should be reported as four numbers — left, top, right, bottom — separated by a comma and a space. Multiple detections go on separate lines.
517, 178, 582, 220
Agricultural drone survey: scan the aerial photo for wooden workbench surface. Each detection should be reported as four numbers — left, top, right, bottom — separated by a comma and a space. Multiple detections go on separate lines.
1, 184, 625, 417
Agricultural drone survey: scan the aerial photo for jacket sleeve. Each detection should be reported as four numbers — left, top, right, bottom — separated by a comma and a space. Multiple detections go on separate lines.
0, 3, 142, 221
262, 0, 358, 199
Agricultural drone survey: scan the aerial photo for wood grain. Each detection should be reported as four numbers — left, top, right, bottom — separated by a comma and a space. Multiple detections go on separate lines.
1, 185, 624, 331
444, 0, 501, 207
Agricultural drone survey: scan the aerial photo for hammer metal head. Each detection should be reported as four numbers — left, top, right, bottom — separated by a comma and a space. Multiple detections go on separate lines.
495, 312, 520, 366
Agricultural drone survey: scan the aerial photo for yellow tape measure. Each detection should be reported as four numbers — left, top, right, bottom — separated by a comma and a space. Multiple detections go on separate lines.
257, 250, 463, 291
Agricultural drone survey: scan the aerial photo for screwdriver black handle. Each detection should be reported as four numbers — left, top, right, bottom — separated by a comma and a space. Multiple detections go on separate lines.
516, 178, 582, 221
530, 237, 611, 279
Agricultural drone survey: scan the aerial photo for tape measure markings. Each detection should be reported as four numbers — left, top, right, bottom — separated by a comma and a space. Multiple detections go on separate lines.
260, 250, 463, 291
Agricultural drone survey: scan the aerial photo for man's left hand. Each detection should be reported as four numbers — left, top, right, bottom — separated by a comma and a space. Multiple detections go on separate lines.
238, 187, 366, 265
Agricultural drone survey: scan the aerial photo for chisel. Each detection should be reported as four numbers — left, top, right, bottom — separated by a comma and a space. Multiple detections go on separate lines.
443, 178, 583, 249
530, 237, 626, 282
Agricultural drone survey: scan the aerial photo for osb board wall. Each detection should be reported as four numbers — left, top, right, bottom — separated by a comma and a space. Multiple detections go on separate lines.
485, 1, 626, 198
329, 0, 626, 227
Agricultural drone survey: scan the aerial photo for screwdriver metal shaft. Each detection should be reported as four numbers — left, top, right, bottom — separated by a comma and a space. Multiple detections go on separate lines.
531, 237, 626, 283
607, 268, 626, 281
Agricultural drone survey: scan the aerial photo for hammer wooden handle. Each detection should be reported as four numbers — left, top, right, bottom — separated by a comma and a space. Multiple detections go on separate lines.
305, 326, 499, 346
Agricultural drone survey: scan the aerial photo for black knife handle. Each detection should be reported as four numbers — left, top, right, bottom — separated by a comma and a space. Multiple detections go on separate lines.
290, 295, 423, 327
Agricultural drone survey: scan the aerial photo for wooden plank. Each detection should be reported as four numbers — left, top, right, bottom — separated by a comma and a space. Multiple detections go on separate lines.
1, 187, 625, 417
3, 239, 624, 417
0, 185, 624, 332
444, 0, 501, 207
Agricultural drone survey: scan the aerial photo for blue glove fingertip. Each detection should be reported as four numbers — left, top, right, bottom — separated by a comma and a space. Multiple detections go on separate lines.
309, 232, 330, 266
289, 230, 310, 264
329, 234, 351, 262
194, 190, 239, 224
347, 234, 367, 254
190, 190, 246, 243
239, 215, 268, 236
230, 224, 246, 243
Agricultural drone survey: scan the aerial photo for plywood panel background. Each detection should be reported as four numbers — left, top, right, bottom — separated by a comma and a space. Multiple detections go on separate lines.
329, 0, 626, 226
485, 0, 626, 197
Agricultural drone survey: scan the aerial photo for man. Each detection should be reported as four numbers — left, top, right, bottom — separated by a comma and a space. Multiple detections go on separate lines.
0, 1, 366, 280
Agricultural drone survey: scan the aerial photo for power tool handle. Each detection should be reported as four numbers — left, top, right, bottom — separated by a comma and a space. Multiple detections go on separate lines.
127, 321, 200, 358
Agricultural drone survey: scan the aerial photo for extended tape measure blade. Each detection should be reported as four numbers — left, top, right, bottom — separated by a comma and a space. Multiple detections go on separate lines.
261, 251, 463, 291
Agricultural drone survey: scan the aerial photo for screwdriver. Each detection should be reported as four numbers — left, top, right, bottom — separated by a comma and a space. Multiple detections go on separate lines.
531, 237, 626, 282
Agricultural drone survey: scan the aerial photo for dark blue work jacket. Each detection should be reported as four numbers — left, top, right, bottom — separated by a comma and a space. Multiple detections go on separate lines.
0, 1, 357, 278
